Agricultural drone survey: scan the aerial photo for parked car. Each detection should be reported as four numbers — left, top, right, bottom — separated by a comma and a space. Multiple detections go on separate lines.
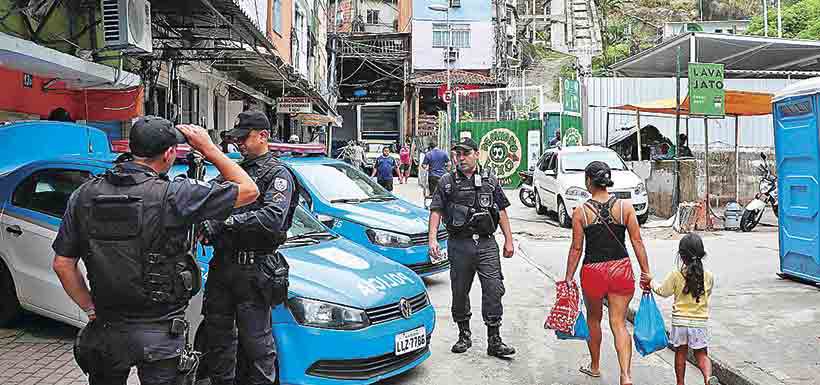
281, 155, 450, 277
532, 145, 649, 227
0, 122, 435, 385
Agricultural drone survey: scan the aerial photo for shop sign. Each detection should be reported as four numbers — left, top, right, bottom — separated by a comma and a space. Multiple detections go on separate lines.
688, 63, 725, 117
277, 97, 311, 114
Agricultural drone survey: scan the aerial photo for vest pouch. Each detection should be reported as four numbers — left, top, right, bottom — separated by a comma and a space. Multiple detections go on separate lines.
255, 253, 290, 307
471, 211, 497, 236
447, 203, 471, 228
89, 195, 141, 239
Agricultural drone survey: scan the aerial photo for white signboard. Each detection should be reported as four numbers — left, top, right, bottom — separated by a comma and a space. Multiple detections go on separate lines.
277, 97, 311, 114
527, 130, 541, 171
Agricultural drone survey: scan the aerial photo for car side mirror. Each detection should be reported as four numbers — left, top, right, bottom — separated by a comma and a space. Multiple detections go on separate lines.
316, 214, 336, 228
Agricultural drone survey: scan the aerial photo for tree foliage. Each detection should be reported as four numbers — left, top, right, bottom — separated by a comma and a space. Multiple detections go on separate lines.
747, 0, 820, 39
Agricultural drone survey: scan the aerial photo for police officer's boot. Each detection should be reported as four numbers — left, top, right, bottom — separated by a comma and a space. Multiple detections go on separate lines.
451, 321, 472, 353
486, 326, 516, 357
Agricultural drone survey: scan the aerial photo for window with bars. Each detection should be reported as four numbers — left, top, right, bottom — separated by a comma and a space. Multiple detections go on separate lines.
179, 82, 198, 125
366, 10, 380, 24
432, 24, 470, 48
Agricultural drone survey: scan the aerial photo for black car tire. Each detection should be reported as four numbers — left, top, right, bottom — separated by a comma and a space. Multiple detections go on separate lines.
558, 199, 572, 228
535, 188, 548, 216
0, 261, 21, 327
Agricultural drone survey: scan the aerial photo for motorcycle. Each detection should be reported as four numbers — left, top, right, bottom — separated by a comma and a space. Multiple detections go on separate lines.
740, 152, 778, 232
518, 169, 535, 208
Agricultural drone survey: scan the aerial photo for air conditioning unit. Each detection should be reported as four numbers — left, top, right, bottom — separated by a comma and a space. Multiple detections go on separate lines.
101, 0, 153, 54
444, 47, 459, 62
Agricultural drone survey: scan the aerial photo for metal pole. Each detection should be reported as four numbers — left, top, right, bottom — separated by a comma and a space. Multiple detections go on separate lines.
735, 116, 740, 202
777, 0, 782, 38
763, 0, 769, 37
446, 8, 452, 141
636, 111, 642, 161
605, 110, 610, 147
675, 46, 682, 209
704, 117, 711, 229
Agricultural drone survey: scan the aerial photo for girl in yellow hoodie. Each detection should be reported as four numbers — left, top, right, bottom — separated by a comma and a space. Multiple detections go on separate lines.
645, 234, 717, 385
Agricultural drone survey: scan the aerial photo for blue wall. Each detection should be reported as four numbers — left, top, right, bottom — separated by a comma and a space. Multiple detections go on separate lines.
413, 0, 492, 21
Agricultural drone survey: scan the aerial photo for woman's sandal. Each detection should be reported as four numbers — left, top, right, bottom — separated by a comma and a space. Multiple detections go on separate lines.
579, 365, 601, 378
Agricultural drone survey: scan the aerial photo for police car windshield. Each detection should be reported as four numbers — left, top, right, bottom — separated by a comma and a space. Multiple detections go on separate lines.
292, 163, 394, 203
286, 208, 333, 241
561, 151, 627, 172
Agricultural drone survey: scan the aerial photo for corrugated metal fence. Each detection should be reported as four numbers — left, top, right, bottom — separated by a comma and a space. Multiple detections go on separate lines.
586, 77, 798, 147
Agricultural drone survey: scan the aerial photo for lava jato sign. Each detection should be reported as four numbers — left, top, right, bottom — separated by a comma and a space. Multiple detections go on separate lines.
688, 63, 725, 117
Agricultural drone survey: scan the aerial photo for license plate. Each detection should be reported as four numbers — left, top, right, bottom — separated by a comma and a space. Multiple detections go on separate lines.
431, 249, 448, 265
395, 326, 427, 356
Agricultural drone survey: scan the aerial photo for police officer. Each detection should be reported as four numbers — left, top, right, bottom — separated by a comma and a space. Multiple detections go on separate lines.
199, 111, 299, 385
52, 117, 260, 385
428, 137, 517, 358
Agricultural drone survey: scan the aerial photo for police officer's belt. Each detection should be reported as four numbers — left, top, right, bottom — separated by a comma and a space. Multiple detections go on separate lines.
450, 233, 494, 241
232, 250, 276, 265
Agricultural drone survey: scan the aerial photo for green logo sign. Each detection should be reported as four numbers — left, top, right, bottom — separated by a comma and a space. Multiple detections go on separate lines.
563, 79, 580, 113
479, 128, 522, 183
689, 63, 725, 117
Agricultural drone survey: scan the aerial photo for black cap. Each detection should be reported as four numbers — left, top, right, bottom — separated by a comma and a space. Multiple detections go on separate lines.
451, 137, 479, 152
226, 110, 270, 138
129, 116, 186, 157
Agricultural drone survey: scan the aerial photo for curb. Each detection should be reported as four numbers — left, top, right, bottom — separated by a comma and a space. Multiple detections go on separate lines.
623, 304, 761, 385
517, 243, 762, 385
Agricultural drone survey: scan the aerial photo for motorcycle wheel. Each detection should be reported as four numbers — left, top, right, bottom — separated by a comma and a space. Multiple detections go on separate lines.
740, 209, 763, 232
519, 188, 535, 208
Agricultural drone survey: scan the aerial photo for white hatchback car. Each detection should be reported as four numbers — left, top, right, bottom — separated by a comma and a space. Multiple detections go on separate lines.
532, 146, 649, 227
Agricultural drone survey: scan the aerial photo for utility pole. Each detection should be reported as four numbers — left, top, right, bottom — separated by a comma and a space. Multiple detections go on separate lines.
777, 0, 783, 37
674, 46, 681, 210
763, 0, 769, 36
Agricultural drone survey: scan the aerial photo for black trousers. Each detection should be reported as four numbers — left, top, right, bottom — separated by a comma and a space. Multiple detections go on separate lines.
378, 178, 394, 191
447, 236, 505, 327
78, 320, 184, 385
200, 258, 276, 385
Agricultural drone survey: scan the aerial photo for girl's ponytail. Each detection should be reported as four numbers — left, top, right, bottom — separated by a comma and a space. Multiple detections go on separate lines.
678, 234, 706, 303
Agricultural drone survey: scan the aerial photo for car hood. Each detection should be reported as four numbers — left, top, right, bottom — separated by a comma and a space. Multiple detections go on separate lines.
282, 238, 426, 309
323, 198, 430, 235
559, 170, 643, 191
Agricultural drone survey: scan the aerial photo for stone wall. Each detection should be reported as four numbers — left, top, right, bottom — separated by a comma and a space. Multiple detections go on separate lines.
636, 147, 776, 218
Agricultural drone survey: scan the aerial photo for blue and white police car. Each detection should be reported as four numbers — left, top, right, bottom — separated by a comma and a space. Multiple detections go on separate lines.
278, 155, 450, 277
0, 122, 435, 385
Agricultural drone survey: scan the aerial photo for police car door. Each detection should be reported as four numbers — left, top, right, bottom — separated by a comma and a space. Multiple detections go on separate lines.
1, 164, 96, 323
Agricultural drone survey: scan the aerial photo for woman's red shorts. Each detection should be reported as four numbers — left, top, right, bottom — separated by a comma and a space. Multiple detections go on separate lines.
580, 257, 635, 299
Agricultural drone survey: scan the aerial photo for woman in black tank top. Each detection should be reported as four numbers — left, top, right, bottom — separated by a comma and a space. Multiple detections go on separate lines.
562, 161, 653, 385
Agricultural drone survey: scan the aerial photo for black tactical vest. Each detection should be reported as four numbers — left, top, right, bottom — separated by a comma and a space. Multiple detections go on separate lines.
76, 163, 196, 321
217, 153, 299, 254
444, 167, 501, 237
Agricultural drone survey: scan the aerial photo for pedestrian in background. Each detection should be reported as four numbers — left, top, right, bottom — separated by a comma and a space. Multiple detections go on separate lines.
563, 161, 651, 385
372, 146, 399, 191
399, 143, 412, 184
53, 117, 259, 385
422, 142, 450, 197
428, 137, 516, 358
643, 234, 717, 385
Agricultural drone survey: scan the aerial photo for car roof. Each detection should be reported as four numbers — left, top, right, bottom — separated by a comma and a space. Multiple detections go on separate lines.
548, 145, 613, 154
0, 153, 118, 175
279, 155, 347, 166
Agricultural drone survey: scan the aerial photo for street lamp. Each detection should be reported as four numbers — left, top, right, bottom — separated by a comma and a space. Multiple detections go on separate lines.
428, 3, 452, 142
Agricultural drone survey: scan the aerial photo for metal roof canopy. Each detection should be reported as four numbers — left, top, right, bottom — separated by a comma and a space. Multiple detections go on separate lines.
151, 0, 334, 113
612, 33, 820, 78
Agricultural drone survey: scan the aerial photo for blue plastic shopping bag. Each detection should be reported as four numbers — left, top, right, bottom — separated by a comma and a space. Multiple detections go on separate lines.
633, 292, 668, 356
555, 310, 590, 340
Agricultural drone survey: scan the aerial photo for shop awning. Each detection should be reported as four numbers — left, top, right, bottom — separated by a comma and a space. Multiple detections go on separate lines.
611, 33, 820, 78
0, 32, 139, 89
612, 90, 773, 116
410, 70, 500, 87
294, 113, 342, 127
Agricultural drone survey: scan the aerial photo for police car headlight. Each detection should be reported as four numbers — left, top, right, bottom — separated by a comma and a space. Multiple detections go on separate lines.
288, 297, 369, 330
366, 229, 413, 248
566, 187, 591, 198
634, 183, 647, 196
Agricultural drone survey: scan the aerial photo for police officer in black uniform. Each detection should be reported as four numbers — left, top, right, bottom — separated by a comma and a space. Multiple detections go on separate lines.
52, 117, 260, 385
428, 137, 517, 358
199, 111, 299, 385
